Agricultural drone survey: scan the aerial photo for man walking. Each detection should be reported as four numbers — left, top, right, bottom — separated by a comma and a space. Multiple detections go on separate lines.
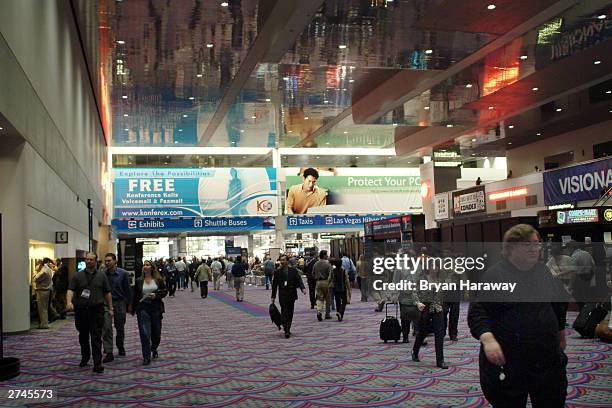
211, 258, 223, 291
102, 253, 133, 362
231, 256, 248, 302
66, 252, 113, 373
303, 252, 317, 309
313, 250, 333, 321
175, 257, 187, 291
263, 256, 275, 290
271, 255, 306, 338
195, 261, 212, 298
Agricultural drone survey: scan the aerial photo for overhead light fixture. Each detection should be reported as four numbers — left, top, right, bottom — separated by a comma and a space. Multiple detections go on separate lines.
304, 116, 309, 120
536, 132, 541, 136
343, 131, 348, 134
220, 2, 229, 6
251, 115, 257, 119
123, 113, 128, 117
508, 125, 514, 129
594, 60, 602, 65
392, 123, 398, 126
124, 128, 128, 131
425, 49, 433, 54
355, 156, 359, 159
606, 90, 612, 94
122, 95, 128, 99
189, 96, 195, 100
471, 138, 477, 142
465, 84, 473, 88
183, 114, 188, 118
196, 73, 203, 77
487, 4, 496, 10
288, 130, 293, 133
231, 141, 236, 144
265, 98, 271, 102
556, 108, 562, 112
178, 129, 183, 132
424, 106, 430, 110
206, 43, 214, 48
323, 100, 329, 104
520, 55, 528, 60
338, 45, 347, 49
446, 124, 454, 128
116, 40, 125, 44
597, 14, 606, 19
532, 87, 539, 91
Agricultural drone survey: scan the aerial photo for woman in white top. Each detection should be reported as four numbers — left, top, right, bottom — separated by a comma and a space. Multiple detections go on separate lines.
131, 260, 167, 365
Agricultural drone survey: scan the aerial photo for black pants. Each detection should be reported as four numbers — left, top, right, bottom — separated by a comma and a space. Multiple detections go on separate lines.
443, 302, 460, 339
279, 296, 296, 334
75, 305, 105, 366
480, 346, 567, 407
307, 278, 316, 308
168, 280, 177, 296
200, 281, 208, 298
333, 289, 347, 317
413, 308, 445, 365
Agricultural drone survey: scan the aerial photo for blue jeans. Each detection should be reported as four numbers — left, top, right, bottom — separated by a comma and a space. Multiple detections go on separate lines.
137, 306, 162, 359
265, 275, 271, 287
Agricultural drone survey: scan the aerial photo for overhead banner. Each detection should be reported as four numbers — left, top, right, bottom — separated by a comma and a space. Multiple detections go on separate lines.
285, 173, 421, 214
286, 214, 400, 230
452, 186, 486, 217
543, 158, 612, 205
112, 217, 275, 234
434, 193, 449, 220
114, 168, 277, 218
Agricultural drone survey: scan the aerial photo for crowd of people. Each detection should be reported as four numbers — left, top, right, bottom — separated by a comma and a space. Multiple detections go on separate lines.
31, 226, 612, 407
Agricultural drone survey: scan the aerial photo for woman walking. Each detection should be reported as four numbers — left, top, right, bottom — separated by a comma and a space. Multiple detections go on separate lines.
132, 260, 167, 365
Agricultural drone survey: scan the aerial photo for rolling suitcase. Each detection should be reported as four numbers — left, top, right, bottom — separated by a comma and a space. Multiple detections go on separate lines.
573, 303, 607, 338
269, 303, 282, 331
380, 302, 401, 343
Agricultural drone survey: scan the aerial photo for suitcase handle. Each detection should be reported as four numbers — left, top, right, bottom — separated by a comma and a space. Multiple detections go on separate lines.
385, 302, 398, 318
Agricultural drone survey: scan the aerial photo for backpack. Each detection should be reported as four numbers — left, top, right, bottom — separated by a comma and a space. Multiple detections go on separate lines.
304, 258, 317, 280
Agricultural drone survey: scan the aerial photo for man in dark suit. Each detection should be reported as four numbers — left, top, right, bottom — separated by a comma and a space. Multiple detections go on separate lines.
271, 255, 306, 338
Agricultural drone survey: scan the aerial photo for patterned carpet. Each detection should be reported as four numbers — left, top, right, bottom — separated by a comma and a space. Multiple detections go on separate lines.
1, 283, 611, 407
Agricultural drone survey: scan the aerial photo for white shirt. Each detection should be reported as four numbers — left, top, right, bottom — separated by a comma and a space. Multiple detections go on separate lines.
175, 260, 187, 272
211, 261, 222, 273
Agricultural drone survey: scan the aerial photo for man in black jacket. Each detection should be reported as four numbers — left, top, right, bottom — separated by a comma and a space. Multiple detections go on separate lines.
468, 224, 569, 408
271, 255, 306, 338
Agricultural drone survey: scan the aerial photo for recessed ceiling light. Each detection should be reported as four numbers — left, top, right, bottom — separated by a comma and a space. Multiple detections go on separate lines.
520, 55, 528, 60
343, 131, 348, 134
265, 98, 271, 102
597, 14, 606, 19
304, 116, 309, 120
189, 96, 195, 100
338, 45, 347, 49
124, 128, 129, 131
594, 60, 602, 65
536, 132, 541, 136
251, 115, 257, 119
465, 84, 473, 88
556, 108, 562, 112
220, 2, 228, 6
425, 49, 433, 54
196, 74, 203, 77
355, 156, 359, 159
323, 100, 329, 104
487, 4, 496, 10
122, 95, 128, 99
178, 129, 183, 132
123, 113, 128, 117
424, 106, 430, 110
116, 40, 125, 44
183, 114, 188, 118
508, 125, 514, 129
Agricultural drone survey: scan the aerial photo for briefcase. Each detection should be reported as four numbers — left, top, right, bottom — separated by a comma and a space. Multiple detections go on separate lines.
269, 303, 282, 331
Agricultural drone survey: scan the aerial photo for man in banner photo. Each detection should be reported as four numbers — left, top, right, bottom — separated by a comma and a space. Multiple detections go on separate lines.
286, 168, 328, 214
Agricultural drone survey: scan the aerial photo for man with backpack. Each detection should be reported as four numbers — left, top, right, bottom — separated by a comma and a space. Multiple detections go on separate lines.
341, 253, 357, 288
303, 252, 318, 309
263, 256, 275, 290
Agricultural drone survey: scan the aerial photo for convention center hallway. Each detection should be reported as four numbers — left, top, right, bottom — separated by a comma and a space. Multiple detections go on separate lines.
1, 285, 611, 407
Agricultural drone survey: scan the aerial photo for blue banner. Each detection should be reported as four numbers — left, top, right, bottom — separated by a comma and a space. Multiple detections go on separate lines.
113, 168, 277, 218
543, 158, 612, 205
286, 214, 401, 230
112, 217, 275, 234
